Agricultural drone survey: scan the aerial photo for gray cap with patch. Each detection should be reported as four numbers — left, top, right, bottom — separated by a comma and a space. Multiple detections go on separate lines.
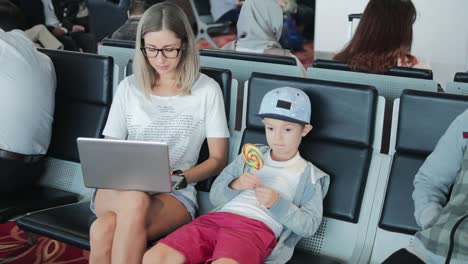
258, 87, 311, 124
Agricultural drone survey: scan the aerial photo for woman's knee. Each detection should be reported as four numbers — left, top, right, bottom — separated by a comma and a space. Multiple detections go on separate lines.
90, 213, 117, 243
119, 191, 151, 214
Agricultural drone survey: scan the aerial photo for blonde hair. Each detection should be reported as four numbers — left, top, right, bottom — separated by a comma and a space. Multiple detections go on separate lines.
134, 2, 200, 95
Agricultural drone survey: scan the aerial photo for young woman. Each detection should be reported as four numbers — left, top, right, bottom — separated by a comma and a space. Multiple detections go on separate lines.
333, 0, 429, 73
89, 3, 229, 264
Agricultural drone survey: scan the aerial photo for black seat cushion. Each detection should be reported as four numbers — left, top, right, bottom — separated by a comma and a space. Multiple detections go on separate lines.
378, 154, 423, 234
313, 59, 433, 80
0, 187, 78, 223
454, 72, 468, 83
200, 49, 297, 65
288, 249, 342, 264
379, 89, 468, 234
243, 73, 377, 222
17, 202, 94, 250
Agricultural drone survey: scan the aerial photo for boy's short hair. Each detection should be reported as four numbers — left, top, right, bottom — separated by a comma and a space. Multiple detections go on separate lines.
258, 87, 311, 124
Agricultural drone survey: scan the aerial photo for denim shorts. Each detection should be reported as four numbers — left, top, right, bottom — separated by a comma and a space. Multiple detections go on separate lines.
89, 189, 197, 220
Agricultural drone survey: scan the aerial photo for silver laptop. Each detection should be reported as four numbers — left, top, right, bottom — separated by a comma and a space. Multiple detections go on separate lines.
77, 137, 182, 193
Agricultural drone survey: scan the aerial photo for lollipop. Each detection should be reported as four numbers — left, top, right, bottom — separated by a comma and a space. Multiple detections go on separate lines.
242, 144, 264, 171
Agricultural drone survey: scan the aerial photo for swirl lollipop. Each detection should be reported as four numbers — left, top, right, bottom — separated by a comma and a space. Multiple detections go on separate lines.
242, 144, 264, 171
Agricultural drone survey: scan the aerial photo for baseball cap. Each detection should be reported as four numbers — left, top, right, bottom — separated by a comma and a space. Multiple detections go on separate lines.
258, 87, 311, 124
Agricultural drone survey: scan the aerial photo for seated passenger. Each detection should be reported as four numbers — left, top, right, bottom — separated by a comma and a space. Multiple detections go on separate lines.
333, 0, 429, 73
222, 0, 306, 75
0, 1, 56, 195
111, 0, 163, 41
384, 109, 468, 263
89, 3, 229, 264
209, 0, 242, 25
143, 87, 330, 264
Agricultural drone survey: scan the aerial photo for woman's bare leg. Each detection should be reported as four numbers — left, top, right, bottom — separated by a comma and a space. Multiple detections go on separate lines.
91, 190, 191, 264
89, 211, 116, 264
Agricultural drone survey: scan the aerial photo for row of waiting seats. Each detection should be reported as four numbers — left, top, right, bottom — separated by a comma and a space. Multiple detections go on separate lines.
2, 49, 468, 263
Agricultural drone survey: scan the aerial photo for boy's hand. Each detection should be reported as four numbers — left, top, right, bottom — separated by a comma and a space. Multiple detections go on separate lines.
229, 172, 258, 190
255, 187, 279, 208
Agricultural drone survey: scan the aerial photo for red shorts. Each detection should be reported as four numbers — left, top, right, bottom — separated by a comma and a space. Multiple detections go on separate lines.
158, 212, 277, 264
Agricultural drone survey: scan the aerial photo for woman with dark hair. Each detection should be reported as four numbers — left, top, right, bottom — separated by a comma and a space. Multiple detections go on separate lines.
333, 0, 429, 73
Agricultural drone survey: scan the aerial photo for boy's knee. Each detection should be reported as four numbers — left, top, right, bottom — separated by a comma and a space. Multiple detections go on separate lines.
142, 244, 184, 264
142, 245, 165, 264
90, 214, 116, 242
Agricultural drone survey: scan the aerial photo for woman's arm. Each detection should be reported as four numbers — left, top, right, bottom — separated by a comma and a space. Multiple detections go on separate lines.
183, 137, 228, 183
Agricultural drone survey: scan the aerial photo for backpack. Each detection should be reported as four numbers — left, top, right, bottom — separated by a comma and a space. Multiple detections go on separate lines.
279, 15, 304, 52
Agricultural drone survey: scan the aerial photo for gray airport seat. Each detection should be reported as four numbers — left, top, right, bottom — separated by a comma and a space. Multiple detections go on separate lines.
365, 90, 468, 263
446, 72, 468, 95
189, 0, 231, 48
198, 72, 386, 263
307, 59, 438, 154
97, 38, 135, 89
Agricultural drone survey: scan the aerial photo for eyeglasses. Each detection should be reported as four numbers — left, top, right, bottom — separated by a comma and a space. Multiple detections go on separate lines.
140, 47, 182, 59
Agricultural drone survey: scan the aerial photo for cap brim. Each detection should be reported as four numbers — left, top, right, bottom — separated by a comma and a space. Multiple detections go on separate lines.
257, 113, 308, 125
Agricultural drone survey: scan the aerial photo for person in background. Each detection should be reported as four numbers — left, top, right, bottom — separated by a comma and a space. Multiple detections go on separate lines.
209, 0, 242, 25
111, 0, 164, 41
222, 0, 306, 75
40, 0, 97, 52
333, 0, 429, 73
0, 0, 56, 196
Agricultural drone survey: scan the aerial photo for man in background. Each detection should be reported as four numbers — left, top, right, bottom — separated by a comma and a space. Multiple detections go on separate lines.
0, 0, 56, 195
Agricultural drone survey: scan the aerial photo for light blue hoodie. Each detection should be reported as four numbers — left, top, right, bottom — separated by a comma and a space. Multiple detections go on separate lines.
209, 145, 330, 264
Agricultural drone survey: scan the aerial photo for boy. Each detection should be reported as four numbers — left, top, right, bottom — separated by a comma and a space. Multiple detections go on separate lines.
144, 87, 330, 264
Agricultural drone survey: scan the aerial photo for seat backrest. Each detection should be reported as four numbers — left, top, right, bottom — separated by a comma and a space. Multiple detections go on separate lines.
313, 59, 434, 80
38, 49, 113, 194
446, 72, 468, 95
369, 89, 468, 263
242, 73, 381, 261
308, 59, 438, 154
200, 49, 301, 84
245, 73, 377, 222
98, 40, 135, 87
454, 72, 468, 83
88, 0, 130, 41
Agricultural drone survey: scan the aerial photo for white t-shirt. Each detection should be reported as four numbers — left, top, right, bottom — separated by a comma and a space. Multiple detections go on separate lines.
0, 29, 56, 155
102, 74, 230, 205
41, 0, 61, 27
220, 150, 306, 236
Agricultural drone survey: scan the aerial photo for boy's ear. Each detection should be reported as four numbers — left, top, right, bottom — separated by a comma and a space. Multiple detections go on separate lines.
302, 124, 313, 137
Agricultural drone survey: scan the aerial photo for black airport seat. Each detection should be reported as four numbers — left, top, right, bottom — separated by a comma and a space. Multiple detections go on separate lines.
15, 49, 113, 247
368, 90, 468, 262
313, 59, 433, 80
244, 73, 378, 263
